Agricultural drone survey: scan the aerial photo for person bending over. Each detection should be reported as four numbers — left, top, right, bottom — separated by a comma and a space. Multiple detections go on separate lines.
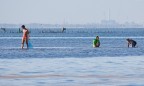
126, 38, 137, 48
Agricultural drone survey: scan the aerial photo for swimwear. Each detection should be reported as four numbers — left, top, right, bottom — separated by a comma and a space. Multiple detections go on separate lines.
132, 41, 137, 47
22, 29, 28, 40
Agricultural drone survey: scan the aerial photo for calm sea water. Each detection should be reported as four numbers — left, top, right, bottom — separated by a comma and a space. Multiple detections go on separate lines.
0, 28, 144, 58
0, 28, 144, 86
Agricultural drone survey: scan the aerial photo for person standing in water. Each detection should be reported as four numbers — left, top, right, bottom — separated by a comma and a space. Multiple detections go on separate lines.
126, 39, 137, 48
93, 36, 100, 48
21, 25, 29, 49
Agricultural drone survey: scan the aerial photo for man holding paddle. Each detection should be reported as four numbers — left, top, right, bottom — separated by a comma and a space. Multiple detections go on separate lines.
21, 25, 29, 49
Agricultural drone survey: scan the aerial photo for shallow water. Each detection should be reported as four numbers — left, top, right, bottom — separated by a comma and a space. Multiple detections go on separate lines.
0, 37, 144, 58
1, 28, 144, 58
0, 28, 144, 86
0, 57, 144, 86
1, 28, 144, 37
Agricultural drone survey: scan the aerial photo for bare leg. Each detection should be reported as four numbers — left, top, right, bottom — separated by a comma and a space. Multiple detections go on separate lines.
26, 38, 29, 49
21, 38, 25, 49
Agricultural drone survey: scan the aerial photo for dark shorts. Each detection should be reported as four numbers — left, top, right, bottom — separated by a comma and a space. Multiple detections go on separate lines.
132, 41, 137, 47
96, 42, 100, 47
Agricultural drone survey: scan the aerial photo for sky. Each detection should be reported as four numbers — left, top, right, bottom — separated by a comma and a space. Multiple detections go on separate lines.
0, 0, 144, 24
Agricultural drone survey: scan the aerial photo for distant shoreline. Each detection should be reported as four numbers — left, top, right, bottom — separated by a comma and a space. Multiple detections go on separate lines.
1, 27, 144, 29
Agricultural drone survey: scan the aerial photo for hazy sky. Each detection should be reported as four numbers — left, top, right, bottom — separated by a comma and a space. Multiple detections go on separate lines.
0, 0, 144, 24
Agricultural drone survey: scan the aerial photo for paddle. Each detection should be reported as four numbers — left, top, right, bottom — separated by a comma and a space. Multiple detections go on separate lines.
28, 39, 33, 48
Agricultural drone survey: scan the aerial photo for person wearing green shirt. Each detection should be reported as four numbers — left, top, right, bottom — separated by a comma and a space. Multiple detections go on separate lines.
93, 36, 100, 48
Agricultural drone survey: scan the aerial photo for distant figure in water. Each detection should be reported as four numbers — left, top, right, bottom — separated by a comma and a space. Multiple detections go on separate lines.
126, 39, 137, 48
62, 27, 66, 33
93, 36, 100, 48
21, 25, 29, 49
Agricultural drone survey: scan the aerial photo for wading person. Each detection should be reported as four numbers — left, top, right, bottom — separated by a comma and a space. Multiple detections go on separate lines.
93, 36, 100, 48
126, 38, 137, 48
21, 25, 29, 49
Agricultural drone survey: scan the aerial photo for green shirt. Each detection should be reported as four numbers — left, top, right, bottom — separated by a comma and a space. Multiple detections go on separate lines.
93, 39, 100, 47
93, 39, 100, 45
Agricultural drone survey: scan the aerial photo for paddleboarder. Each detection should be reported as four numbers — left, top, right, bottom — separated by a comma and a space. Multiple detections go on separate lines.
21, 25, 29, 49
